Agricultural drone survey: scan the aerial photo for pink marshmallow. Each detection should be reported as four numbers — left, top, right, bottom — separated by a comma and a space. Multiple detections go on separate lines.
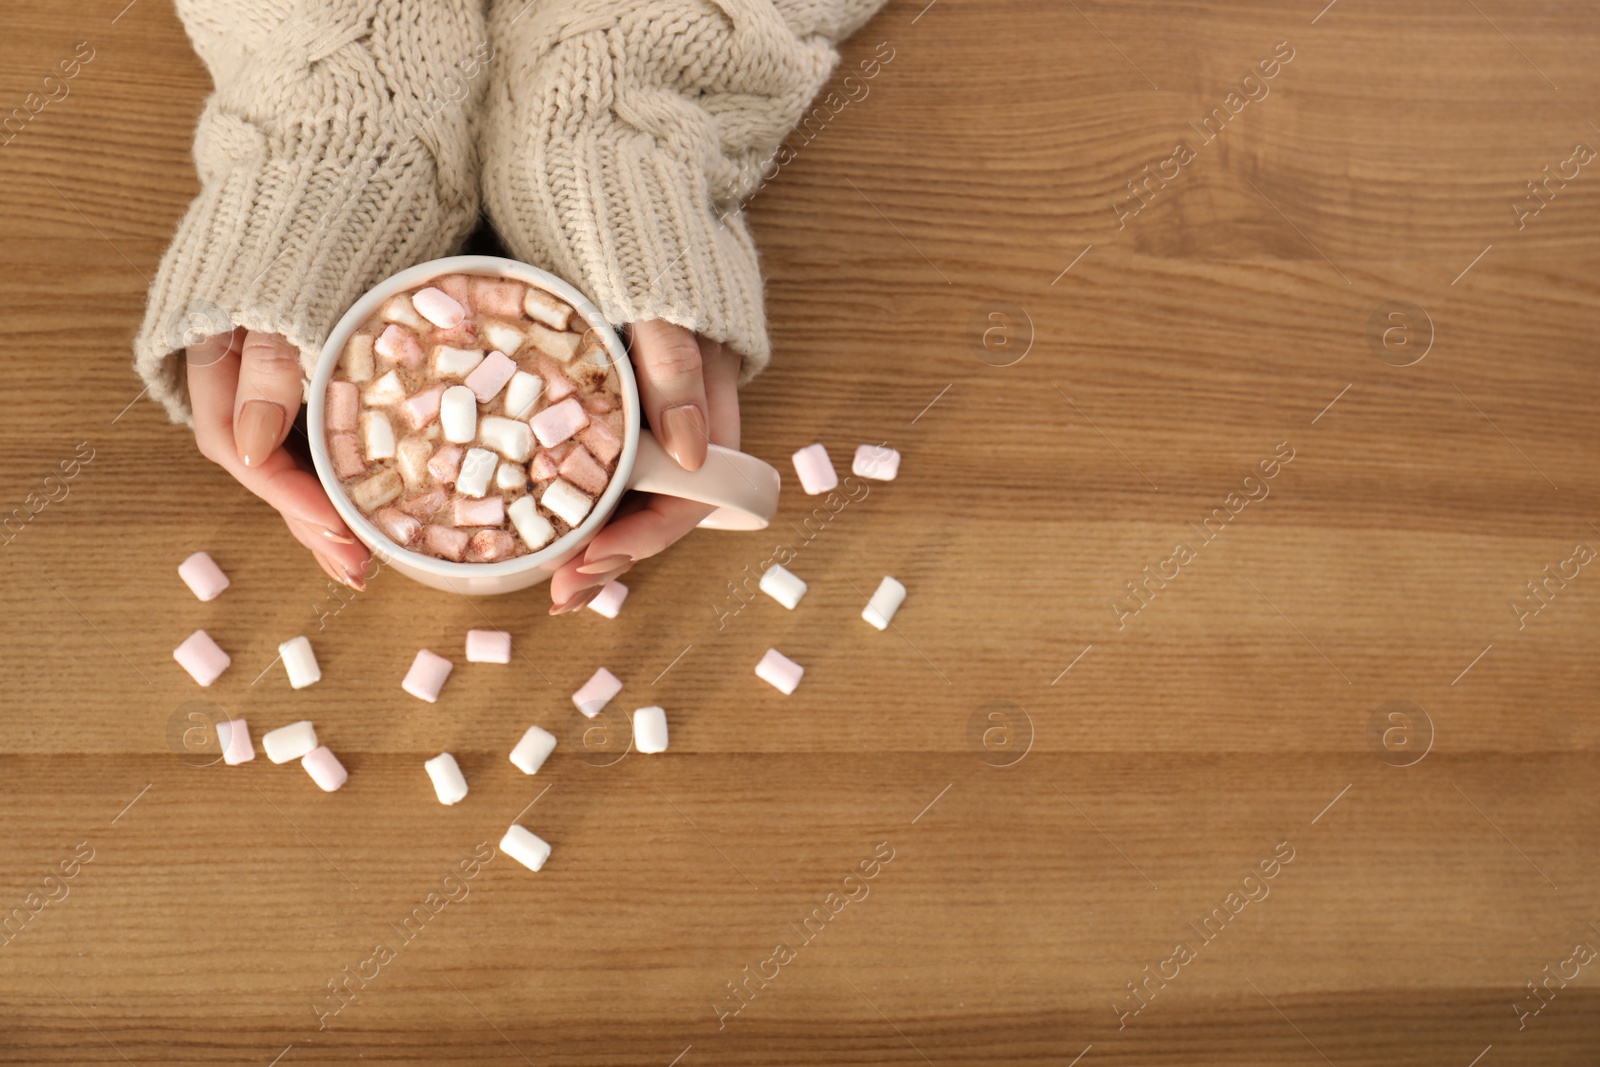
558, 445, 609, 496
330, 433, 366, 478
586, 580, 628, 619
374, 506, 422, 546
582, 393, 618, 415
412, 286, 466, 329
221, 717, 255, 765
423, 524, 469, 561
791, 444, 838, 495
852, 444, 900, 481
578, 420, 622, 465
755, 648, 804, 695
401, 384, 447, 430
174, 630, 230, 687
301, 746, 349, 792
466, 629, 512, 664
326, 380, 359, 432
530, 398, 589, 447
452, 495, 505, 527
471, 277, 526, 319
468, 529, 517, 562
537, 357, 577, 401
399, 488, 447, 520
427, 444, 464, 485
402, 649, 454, 703
529, 451, 559, 482
375, 323, 424, 368
464, 350, 518, 403
178, 551, 229, 602
572, 666, 623, 718
435, 274, 471, 306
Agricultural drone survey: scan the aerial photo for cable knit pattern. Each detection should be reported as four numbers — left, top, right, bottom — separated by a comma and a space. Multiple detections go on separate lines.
134, 0, 488, 425
478, 0, 885, 381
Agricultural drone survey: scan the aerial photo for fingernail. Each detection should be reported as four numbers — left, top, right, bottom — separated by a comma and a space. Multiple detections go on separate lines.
341, 562, 367, 592
660, 404, 708, 472
549, 587, 603, 616
313, 553, 343, 586
318, 525, 357, 546
236, 400, 286, 467
576, 553, 632, 576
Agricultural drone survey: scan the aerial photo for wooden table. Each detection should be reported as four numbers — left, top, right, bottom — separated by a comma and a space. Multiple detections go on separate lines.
3, 1, 1597, 1063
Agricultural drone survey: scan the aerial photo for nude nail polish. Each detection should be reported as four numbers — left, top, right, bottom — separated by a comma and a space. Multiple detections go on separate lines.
236, 399, 286, 467
549, 587, 603, 616
660, 404, 708, 471
576, 553, 632, 576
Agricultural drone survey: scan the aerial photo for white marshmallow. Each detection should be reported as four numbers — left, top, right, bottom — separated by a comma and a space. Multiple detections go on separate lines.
412, 286, 466, 328
541, 479, 593, 527
759, 564, 807, 609
362, 369, 405, 407
495, 461, 526, 492
361, 410, 396, 461
509, 725, 558, 774
500, 824, 552, 872
396, 437, 433, 489
479, 416, 533, 461
424, 753, 469, 805
523, 288, 572, 330
508, 495, 555, 550
348, 469, 402, 511
279, 635, 321, 689
482, 320, 526, 355
342, 334, 374, 382
440, 385, 478, 444
633, 706, 668, 754
586, 580, 628, 619
791, 443, 838, 495
504, 372, 544, 419
862, 576, 907, 630
456, 448, 497, 498
530, 323, 582, 362
263, 720, 318, 764
755, 649, 804, 695
466, 629, 511, 664
853, 444, 900, 481
381, 293, 429, 331
433, 346, 484, 378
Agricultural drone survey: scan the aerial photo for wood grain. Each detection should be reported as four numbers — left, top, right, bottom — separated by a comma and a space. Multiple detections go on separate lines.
1, 0, 1597, 1064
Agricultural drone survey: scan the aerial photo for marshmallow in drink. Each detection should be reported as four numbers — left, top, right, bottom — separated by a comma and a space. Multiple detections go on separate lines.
791, 443, 838, 495
541, 479, 593, 527
263, 720, 317, 764
500, 825, 552, 872
572, 666, 622, 717
374, 324, 424, 368
479, 416, 533, 462
468, 529, 516, 562
399, 385, 446, 431
424, 753, 468, 805
558, 446, 608, 495
755, 648, 804, 695
279, 635, 321, 689
349, 469, 402, 511
326, 380, 359, 432
471, 278, 526, 319
759, 564, 807, 609
495, 461, 526, 491
427, 444, 463, 485
530, 397, 588, 447
342, 334, 374, 382
396, 437, 433, 488
453, 495, 504, 527
509, 725, 558, 774
456, 448, 497, 498
853, 444, 900, 481
432, 345, 484, 378
412, 286, 466, 328
362, 410, 396, 461
523, 287, 572, 330
424, 524, 469, 561
174, 630, 230, 686
221, 718, 255, 765
508, 496, 555, 550
504, 372, 543, 419
302, 746, 348, 792
530, 323, 582, 362
481, 321, 525, 356
381, 293, 429, 331
633, 706, 668, 754
178, 551, 229, 602
862, 576, 907, 631
466, 629, 512, 664
402, 649, 453, 703
362, 369, 406, 406
587, 580, 628, 619
375, 507, 421, 546
440, 385, 478, 443
329, 434, 365, 478
465, 350, 518, 403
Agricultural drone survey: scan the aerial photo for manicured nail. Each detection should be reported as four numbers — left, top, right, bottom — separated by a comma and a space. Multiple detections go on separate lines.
341, 563, 367, 592
236, 400, 286, 467
576, 553, 631, 576
319, 526, 357, 546
660, 404, 707, 471
549, 587, 603, 616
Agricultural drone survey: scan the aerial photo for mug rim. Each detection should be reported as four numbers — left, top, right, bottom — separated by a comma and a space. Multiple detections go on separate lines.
306, 255, 642, 579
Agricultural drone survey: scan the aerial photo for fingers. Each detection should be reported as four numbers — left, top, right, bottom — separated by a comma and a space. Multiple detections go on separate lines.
630, 319, 710, 472
186, 330, 370, 587
233, 331, 305, 468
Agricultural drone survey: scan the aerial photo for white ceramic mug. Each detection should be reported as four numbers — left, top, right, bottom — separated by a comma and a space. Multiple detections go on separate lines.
307, 255, 781, 595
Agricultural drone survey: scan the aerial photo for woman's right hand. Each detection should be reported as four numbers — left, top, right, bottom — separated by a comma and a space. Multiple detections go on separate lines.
186, 329, 373, 589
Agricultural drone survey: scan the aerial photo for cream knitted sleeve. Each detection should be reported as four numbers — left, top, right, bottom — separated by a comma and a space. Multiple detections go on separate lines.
478, 0, 887, 382
133, 0, 490, 425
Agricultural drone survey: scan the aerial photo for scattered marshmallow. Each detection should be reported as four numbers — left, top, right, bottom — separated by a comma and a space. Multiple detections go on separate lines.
541, 479, 594, 527
302, 746, 348, 792
509, 725, 558, 774
456, 448, 497, 498
792, 443, 838, 495
221, 718, 254, 765
523, 288, 573, 330
530, 397, 588, 448
424, 753, 469, 805
862, 576, 907, 630
263, 720, 318, 764
853, 444, 900, 481
402, 649, 453, 703
755, 648, 804, 695
480, 416, 533, 462
178, 551, 229, 602
174, 630, 230, 686
466, 629, 512, 664
362, 369, 405, 406
508, 496, 555, 551
572, 667, 623, 718
440, 385, 479, 443
500, 824, 552, 872
362, 410, 396, 461
759, 564, 807, 609
279, 635, 321, 689
412, 286, 466, 329
465, 350, 518, 403
587, 580, 628, 619
633, 706, 668, 754
504, 371, 544, 419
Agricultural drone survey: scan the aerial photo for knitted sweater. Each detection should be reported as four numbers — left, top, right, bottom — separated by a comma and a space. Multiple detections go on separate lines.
134, 0, 886, 425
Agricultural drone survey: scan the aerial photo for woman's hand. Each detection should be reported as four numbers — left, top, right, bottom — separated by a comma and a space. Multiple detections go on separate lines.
187, 329, 372, 589
547, 320, 743, 614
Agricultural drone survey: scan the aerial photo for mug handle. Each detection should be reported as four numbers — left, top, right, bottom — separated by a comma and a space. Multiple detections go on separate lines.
625, 432, 781, 531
